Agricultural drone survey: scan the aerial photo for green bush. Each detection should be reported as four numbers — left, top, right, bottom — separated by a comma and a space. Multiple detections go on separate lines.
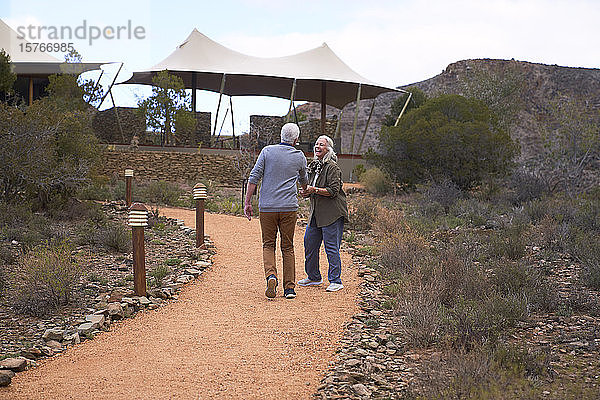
11, 241, 81, 316
138, 180, 184, 206
488, 223, 527, 260
101, 222, 131, 253
149, 264, 170, 287
359, 167, 392, 194
369, 94, 517, 190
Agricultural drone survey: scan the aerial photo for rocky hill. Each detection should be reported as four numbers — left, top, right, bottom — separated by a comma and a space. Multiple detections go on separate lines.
299, 59, 600, 162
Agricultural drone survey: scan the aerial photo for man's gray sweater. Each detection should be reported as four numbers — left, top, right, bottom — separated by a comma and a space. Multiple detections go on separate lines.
248, 143, 308, 212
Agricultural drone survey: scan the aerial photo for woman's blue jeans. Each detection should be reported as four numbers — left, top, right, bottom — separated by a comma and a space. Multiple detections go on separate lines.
304, 216, 344, 284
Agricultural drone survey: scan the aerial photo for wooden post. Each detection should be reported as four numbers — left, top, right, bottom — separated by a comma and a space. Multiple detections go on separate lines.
125, 169, 134, 207
193, 183, 207, 249
128, 203, 148, 297
28, 77, 33, 106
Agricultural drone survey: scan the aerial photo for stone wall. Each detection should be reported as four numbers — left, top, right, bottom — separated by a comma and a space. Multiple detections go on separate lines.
92, 107, 146, 144
249, 114, 337, 152
92, 108, 211, 148
99, 148, 242, 187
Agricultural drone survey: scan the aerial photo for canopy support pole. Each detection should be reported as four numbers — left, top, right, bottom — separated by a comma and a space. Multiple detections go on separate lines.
321, 82, 327, 134
357, 98, 376, 154
350, 83, 362, 154
286, 79, 297, 122
333, 108, 343, 154
230, 96, 236, 146
98, 62, 123, 109
212, 73, 227, 139
394, 91, 412, 126
191, 72, 197, 112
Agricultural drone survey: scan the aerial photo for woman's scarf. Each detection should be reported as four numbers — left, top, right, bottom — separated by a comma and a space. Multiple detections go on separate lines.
308, 159, 324, 186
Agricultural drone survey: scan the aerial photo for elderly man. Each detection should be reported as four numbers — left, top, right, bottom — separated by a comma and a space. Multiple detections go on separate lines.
244, 123, 308, 299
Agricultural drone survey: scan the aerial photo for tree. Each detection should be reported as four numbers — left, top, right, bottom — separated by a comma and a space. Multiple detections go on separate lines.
538, 94, 600, 195
368, 94, 517, 190
460, 63, 525, 132
0, 49, 16, 94
137, 70, 196, 146
382, 86, 427, 127
46, 48, 103, 110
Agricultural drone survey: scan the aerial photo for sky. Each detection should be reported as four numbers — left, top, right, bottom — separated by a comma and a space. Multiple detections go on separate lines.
2, 0, 599, 134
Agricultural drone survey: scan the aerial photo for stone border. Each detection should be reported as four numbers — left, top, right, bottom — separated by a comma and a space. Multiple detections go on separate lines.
0, 213, 215, 387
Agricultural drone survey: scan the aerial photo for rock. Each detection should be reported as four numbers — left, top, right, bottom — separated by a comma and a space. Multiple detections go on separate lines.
0, 369, 15, 379
107, 303, 125, 320
346, 359, 362, 367
184, 268, 201, 277
138, 296, 151, 306
63, 332, 81, 345
195, 260, 211, 268
0, 372, 11, 387
40, 347, 55, 357
42, 328, 65, 342
352, 383, 372, 397
21, 348, 43, 360
86, 314, 106, 328
0, 357, 27, 372
176, 275, 193, 284
78, 322, 95, 336
46, 340, 63, 350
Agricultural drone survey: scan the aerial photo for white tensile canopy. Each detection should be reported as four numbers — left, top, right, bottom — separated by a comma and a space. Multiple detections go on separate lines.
0, 19, 103, 76
122, 29, 403, 109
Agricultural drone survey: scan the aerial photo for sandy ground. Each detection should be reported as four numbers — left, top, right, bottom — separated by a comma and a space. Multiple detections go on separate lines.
1, 209, 359, 400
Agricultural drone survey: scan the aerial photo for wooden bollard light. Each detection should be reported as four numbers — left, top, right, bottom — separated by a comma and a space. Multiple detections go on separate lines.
124, 169, 134, 208
128, 203, 148, 296
193, 183, 207, 249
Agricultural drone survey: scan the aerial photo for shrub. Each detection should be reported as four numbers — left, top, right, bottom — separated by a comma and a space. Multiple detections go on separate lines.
101, 222, 131, 253
488, 223, 527, 260
508, 169, 549, 205
11, 241, 81, 316
348, 196, 377, 231
352, 164, 366, 181
491, 259, 558, 312
451, 197, 495, 227
149, 265, 170, 287
359, 167, 392, 194
138, 180, 184, 206
424, 179, 463, 213
397, 282, 443, 347
369, 94, 517, 190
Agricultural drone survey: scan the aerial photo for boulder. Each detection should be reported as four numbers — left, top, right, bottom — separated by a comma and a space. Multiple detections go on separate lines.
107, 302, 125, 320
0, 372, 11, 387
42, 328, 65, 342
21, 348, 43, 360
77, 323, 95, 336
63, 332, 81, 345
86, 314, 106, 328
0, 357, 27, 372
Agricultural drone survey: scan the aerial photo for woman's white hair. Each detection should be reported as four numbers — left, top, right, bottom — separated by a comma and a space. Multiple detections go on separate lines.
314, 135, 337, 163
280, 123, 300, 144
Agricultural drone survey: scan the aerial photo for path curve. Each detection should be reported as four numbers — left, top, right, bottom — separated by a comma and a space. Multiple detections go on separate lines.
1, 209, 359, 399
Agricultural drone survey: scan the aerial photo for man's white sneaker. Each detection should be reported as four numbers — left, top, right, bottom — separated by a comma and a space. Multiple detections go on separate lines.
297, 277, 323, 286
326, 283, 344, 292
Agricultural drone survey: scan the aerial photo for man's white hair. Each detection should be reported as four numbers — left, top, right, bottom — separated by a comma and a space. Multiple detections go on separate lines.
314, 135, 337, 163
280, 123, 300, 144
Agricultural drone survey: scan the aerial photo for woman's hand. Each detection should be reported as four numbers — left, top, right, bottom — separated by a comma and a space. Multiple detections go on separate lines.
300, 185, 316, 198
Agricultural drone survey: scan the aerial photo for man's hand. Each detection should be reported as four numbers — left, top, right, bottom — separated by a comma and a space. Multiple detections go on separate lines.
244, 203, 253, 220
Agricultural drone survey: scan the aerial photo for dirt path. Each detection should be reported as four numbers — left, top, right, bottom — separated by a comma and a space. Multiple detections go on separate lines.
2, 209, 359, 399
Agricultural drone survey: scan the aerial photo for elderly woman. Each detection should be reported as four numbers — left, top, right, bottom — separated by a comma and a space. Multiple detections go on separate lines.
298, 135, 349, 292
